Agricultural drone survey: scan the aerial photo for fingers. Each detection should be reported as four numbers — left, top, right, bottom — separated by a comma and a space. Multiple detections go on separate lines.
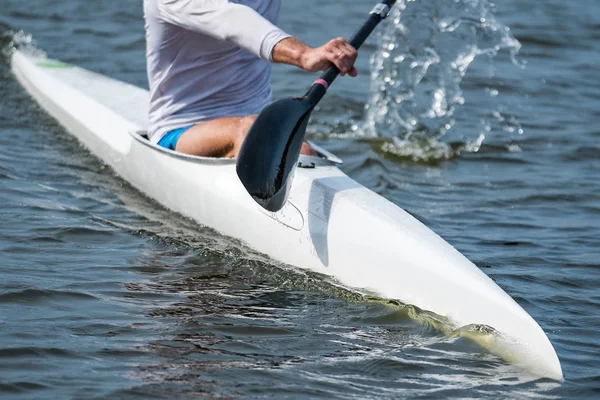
325, 37, 358, 76
301, 38, 359, 76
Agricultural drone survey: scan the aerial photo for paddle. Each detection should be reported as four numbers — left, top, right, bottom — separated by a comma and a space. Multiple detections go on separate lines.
236, 0, 396, 212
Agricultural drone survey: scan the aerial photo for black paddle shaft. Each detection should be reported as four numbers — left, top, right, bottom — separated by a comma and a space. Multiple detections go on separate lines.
305, 0, 396, 106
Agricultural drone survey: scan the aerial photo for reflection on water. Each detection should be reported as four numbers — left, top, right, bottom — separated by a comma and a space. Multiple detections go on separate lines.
122, 242, 555, 398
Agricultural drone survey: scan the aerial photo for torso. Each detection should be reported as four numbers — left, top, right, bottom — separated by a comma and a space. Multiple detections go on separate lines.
144, 0, 282, 143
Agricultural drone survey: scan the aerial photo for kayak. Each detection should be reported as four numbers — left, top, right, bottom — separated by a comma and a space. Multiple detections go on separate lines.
11, 50, 563, 381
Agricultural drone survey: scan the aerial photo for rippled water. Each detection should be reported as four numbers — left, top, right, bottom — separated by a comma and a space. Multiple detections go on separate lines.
1, 0, 599, 398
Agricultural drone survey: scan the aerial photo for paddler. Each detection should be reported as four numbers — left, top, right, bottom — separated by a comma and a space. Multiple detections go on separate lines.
144, 0, 358, 157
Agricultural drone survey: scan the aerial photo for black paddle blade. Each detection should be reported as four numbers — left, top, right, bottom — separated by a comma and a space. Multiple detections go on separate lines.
236, 97, 314, 212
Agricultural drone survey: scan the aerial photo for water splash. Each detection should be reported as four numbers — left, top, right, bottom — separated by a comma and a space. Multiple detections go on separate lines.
1, 30, 46, 62
363, 0, 522, 162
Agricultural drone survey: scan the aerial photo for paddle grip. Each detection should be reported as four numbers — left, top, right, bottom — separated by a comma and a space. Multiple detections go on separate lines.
306, 0, 396, 105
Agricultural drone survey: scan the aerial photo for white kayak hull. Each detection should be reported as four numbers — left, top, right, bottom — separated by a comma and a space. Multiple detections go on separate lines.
11, 51, 562, 380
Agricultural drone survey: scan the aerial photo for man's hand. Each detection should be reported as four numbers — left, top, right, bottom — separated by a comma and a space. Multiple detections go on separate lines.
300, 37, 358, 76
273, 37, 358, 77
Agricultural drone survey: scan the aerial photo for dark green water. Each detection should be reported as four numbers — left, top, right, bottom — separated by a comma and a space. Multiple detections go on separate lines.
1, 0, 599, 398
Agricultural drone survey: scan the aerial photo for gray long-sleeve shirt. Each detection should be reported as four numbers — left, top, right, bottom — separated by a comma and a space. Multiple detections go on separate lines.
144, 0, 290, 143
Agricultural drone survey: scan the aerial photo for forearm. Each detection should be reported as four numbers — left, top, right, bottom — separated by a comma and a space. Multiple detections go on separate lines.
271, 37, 311, 68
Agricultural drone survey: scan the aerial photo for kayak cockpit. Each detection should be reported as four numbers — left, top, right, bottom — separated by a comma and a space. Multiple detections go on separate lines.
129, 130, 343, 167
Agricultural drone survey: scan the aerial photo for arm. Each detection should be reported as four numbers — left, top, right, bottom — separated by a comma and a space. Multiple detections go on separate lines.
157, 0, 290, 61
158, 0, 358, 76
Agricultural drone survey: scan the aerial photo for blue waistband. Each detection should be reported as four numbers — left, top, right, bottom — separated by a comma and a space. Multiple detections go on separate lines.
157, 125, 193, 150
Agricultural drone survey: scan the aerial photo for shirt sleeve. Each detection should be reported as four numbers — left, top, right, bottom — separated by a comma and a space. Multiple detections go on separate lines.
157, 0, 291, 61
